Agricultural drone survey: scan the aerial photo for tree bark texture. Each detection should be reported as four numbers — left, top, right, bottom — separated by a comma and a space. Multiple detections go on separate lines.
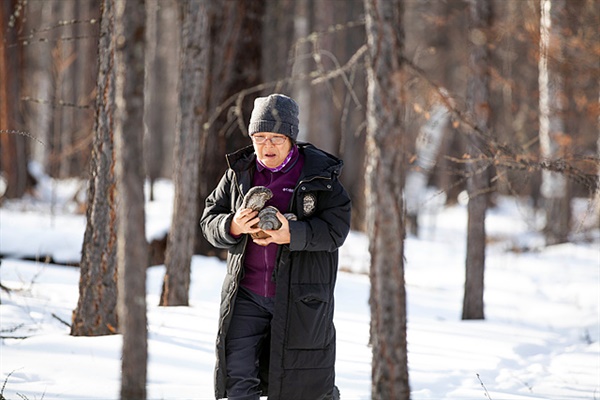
307, 0, 338, 155
364, 0, 410, 399
0, 0, 28, 199
195, 0, 265, 256
72, 1, 100, 176
262, 0, 295, 84
55, 0, 77, 178
160, 0, 209, 307
21, 0, 54, 171
405, 103, 450, 236
462, 0, 493, 321
539, 0, 570, 244
71, 0, 119, 337
144, 0, 178, 200
113, 0, 148, 398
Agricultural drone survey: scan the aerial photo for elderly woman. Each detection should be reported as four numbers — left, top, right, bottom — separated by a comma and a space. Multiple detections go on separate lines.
200, 94, 351, 400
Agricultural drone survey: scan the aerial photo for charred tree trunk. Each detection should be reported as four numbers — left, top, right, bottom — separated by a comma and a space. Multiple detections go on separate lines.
71, 0, 119, 337
113, 0, 147, 397
364, 0, 410, 398
160, 0, 209, 307
462, 0, 493, 321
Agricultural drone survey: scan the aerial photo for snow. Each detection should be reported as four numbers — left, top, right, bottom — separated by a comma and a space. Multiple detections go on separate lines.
1, 179, 599, 400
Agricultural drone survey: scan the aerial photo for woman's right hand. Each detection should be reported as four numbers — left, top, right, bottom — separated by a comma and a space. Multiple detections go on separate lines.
230, 208, 261, 237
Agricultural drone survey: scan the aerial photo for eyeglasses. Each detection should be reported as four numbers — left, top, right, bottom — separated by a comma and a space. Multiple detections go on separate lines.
252, 135, 288, 145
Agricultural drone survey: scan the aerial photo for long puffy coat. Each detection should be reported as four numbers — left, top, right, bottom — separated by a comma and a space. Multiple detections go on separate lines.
200, 143, 351, 400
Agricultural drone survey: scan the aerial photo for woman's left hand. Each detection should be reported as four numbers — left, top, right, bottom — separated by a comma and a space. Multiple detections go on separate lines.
252, 211, 291, 246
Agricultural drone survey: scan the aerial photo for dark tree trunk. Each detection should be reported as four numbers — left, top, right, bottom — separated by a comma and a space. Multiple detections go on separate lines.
462, 0, 493, 321
144, 0, 178, 200
307, 0, 338, 155
160, 0, 209, 307
113, 0, 148, 398
72, 0, 99, 176
71, 0, 119, 337
0, 0, 28, 199
194, 0, 265, 257
364, 0, 410, 398
21, 0, 53, 173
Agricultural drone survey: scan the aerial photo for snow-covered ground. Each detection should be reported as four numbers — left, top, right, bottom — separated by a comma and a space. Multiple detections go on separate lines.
1, 179, 599, 399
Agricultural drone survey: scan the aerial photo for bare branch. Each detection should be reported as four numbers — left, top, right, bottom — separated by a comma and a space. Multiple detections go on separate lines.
51, 313, 72, 328
21, 96, 93, 110
0, 129, 45, 146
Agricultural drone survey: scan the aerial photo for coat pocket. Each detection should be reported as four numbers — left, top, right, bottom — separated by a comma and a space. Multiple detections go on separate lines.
286, 284, 332, 350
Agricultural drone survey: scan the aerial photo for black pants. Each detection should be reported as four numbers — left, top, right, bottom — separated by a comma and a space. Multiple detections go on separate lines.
225, 286, 275, 400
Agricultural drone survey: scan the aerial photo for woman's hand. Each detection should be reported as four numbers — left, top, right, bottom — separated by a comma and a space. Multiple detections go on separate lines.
252, 211, 291, 246
230, 208, 261, 237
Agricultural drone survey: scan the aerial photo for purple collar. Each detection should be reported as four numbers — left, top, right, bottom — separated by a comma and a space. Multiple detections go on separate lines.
256, 144, 298, 173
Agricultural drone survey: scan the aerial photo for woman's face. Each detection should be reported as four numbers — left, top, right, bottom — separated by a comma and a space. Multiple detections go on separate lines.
251, 133, 292, 169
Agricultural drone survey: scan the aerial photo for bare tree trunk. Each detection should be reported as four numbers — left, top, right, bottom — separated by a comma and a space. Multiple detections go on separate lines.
144, 0, 160, 201
194, 0, 265, 257
539, 0, 570, 245
307, 0, 338, 154
594, 88, 600, 219
113, 0, 147, 397
160, 0, 208, 307
596, 89, 600, 221
262, 0, 295, 85
72, 0, 98, 176
292, 0, 311, 141
405, 103, 450, 236
55, 0, 77, 178
0, 0, 28, 199
71, 0, 119, 337
22, 0, 53, 171
462, 0, 493, 321
364, 0, 410, 398
417, 0, 468, 206
144, 0, 178, 199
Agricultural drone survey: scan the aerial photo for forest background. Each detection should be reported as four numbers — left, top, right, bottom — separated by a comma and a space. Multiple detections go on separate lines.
0, 0, 599, 399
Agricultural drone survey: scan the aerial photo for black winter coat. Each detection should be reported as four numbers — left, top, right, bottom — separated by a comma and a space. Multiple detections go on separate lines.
200, 143, 351, 400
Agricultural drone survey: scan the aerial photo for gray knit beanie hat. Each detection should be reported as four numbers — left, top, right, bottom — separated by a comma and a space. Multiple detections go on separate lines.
248, 94, 299, 141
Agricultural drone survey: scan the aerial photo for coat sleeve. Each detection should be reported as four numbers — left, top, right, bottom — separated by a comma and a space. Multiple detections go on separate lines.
200, 170, 242, 249
288, 178, 351, 253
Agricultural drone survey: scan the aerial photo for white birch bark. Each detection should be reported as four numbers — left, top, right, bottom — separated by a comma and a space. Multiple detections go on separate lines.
405, 103, 449, 217
538, 0, 570, 244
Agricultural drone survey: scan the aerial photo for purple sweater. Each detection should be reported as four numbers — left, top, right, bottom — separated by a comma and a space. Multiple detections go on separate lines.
240, 147, 304, 297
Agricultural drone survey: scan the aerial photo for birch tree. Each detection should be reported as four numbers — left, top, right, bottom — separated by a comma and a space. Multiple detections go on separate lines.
113, 0, 147, 397
539, 0, 570, 244
405, 103, 450, 236
364, 0, 410, 398
160, 0, 208, 307
71, 0, 119, 337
